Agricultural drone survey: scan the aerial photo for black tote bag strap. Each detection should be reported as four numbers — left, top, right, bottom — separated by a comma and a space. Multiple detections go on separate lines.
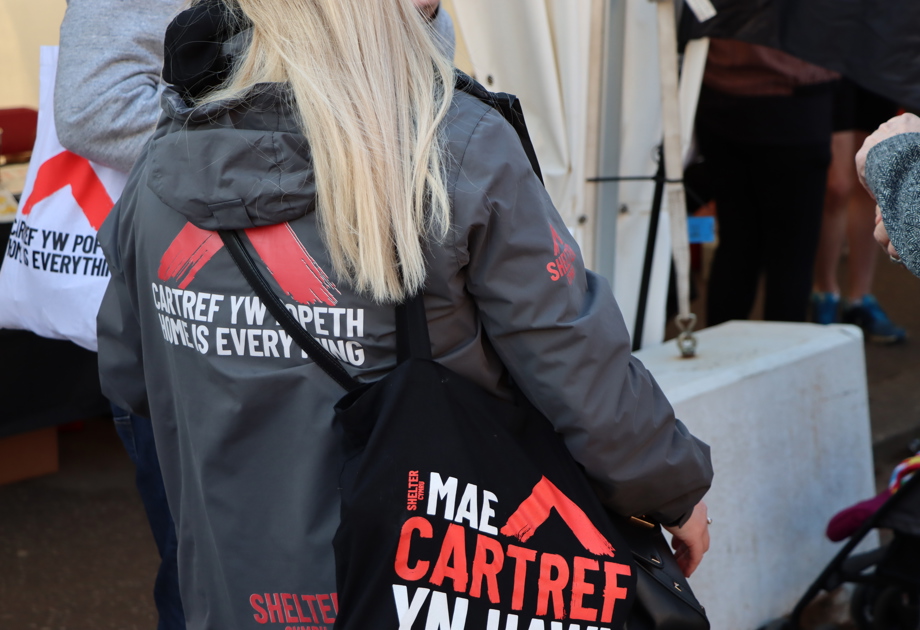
395, 292, 432, 363
218, 229, 361, 393
455, 71, 544, 185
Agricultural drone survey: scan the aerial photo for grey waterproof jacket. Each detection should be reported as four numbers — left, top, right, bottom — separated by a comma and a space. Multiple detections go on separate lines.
97, 84, 713, 630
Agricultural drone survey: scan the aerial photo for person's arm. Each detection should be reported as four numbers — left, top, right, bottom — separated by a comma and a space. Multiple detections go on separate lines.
873, 206, 902, 262
97, 171, 150, 418
856, 113, 920, 278
54, 0, 184, 173
451, 106, 713, 529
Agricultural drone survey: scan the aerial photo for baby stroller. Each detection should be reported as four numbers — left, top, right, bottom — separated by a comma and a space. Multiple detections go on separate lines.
759, 460, 920, 630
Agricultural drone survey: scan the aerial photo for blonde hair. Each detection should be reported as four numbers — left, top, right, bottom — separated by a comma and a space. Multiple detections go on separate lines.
206, 0, 454, 302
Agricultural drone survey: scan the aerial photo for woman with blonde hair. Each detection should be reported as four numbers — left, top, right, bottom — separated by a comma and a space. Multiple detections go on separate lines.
97, 0, 713, 627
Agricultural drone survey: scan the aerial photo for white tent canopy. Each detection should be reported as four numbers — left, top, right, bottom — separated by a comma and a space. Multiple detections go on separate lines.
448, 0, 704, 348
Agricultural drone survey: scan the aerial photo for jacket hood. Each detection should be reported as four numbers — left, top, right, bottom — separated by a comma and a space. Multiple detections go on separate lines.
147, 86, 316, 231
151, 0, 456, 232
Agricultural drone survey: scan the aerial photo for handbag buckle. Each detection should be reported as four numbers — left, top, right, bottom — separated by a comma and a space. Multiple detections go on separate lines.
629, 515, 656, 529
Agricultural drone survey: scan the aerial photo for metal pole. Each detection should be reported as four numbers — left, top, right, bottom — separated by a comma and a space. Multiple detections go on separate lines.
632, 149, 666, 352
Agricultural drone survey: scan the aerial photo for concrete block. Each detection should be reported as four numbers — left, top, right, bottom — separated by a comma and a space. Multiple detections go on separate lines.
635, 321, 877, 630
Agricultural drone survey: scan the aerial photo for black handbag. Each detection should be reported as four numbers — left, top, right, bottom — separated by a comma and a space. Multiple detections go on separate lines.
614, 515, 708, 630
219, 227, 709, 630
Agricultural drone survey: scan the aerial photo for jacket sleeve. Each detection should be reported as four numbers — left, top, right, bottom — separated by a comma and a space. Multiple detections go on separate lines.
866, 132, 920, 279
451, 108, 713, 525
96, 174, 150, 419
54, 0, 183, 173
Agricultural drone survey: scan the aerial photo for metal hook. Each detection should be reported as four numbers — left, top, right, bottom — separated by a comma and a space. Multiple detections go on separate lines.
675, 313, 698, 358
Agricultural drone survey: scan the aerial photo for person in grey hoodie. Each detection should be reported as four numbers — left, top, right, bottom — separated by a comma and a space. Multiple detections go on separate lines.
55, 1, 190, 627
55, 0, 183, 173
857, 112, 920, 278
96, 0, 713, 628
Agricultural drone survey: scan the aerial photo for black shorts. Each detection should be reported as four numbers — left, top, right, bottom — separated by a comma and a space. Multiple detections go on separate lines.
833, 78, 900, 134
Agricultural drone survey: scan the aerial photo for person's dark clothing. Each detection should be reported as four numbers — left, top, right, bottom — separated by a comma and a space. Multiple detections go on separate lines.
832, 78, 901, 135
696, 84, 835, 146
696, 40, 836, 325
111, 405, 185, 630
697, 133, 831, 325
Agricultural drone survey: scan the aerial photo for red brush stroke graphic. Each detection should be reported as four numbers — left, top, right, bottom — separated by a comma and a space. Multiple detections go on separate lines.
501, 476, 615, 557
245, 223, 338, 306
20, 150, 115, 230
158, 221, 338, 305
158, 222, 224, 289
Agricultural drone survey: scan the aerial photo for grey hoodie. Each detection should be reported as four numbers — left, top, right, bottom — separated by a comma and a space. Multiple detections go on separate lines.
97, 84, 713, 630
54, 0, 455, 173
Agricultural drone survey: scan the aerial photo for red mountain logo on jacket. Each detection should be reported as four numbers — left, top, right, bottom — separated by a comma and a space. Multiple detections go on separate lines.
546, 224, 577, 285
21, 150, 114, 230
159, 222, 339, 306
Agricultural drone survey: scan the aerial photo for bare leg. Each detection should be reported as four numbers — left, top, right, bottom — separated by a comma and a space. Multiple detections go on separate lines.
813, 132, 859, 294
844, 132, 879, 301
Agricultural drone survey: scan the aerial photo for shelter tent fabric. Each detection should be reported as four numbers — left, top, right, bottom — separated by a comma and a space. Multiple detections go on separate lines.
449, 0, 675, 347
449, 1, 586, 244
681, 0, 920, 111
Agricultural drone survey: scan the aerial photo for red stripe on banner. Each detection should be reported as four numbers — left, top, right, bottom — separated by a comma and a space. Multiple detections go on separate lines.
501, 476, 616, 557
21, 150, 115, 230
158, 222, 224, 289
245, 223, 338, 306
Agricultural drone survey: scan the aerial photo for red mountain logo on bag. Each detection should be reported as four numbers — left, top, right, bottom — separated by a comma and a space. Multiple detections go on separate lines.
21, 150, 114, 230
546, 224, 577, 285
159, 222, 339, 306
500, 476, 615, 557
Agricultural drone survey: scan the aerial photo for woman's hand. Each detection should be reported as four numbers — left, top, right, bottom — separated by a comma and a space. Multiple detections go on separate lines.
663, 501, 710, 577
874, 205, 902, 262
856, 112, 920, 195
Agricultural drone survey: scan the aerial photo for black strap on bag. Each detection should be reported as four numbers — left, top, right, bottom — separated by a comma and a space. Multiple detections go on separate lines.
455, 72, 544, 185
217, 229, 360, 392
396, 294, 432, 364
217, 229, 433, 383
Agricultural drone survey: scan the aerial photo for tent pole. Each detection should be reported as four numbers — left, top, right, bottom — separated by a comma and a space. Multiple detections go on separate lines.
581, 0, 609, 271
593, 0, 628, 287
632, 148, 666, 352
655, 0, 697, 356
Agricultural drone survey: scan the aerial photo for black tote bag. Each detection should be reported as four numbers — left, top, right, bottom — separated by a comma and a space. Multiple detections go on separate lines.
331, 295, 639, 630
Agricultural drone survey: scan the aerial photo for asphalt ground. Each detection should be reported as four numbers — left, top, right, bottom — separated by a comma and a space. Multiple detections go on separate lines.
0, 254, 918, 630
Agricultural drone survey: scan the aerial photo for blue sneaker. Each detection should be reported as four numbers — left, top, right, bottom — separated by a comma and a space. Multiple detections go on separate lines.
811, 292, 840, 325
842, 295, 907, 344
